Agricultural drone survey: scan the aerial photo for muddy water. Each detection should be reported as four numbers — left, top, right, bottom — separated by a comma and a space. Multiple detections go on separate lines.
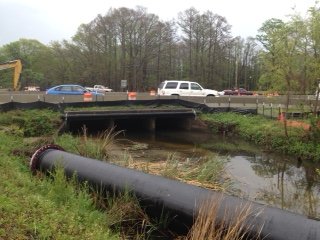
119, 129, 320, 220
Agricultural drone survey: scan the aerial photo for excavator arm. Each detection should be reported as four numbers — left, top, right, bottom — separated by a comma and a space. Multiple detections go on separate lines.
0, 59, 22, 91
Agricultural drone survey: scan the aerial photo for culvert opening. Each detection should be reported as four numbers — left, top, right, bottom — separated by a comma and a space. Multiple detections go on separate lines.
65, 117, 193, 134
62, 109, 197, 134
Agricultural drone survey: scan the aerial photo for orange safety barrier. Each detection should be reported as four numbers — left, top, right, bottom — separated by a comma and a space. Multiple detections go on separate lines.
83, 92, 93, 102
128, 92, 137, 100
278, 112, 310, 130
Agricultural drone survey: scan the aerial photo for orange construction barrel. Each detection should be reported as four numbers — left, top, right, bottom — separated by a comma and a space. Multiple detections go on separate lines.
83, 92, 93, 102
128, 92, 137, 100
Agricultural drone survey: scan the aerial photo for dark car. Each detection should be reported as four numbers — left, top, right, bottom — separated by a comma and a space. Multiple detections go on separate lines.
223, 88, 253, 96
46, 84, 104, 96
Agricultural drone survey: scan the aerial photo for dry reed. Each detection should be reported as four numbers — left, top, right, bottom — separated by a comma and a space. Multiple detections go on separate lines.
186, 194, 264, 240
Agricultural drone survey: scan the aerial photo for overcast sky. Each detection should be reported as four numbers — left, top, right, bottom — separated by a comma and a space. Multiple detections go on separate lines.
0, 0, 317, 47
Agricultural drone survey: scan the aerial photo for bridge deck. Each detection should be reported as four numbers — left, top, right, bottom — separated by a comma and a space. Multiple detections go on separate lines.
63, 108, 197, 120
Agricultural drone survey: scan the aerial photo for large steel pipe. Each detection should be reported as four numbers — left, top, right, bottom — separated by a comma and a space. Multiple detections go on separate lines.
30, 145, 320, 240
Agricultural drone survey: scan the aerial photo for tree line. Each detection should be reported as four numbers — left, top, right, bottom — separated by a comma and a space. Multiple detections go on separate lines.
0, 4, 319, 94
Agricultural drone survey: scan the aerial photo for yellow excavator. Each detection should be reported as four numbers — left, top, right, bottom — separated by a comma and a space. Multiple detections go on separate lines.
0, 59, 22, 91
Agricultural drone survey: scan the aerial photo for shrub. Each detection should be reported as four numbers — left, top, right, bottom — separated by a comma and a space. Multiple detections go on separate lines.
0, 109, 61, 137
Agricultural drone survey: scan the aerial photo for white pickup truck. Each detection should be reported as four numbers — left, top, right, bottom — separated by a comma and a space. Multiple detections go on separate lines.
86, 85, 113, 93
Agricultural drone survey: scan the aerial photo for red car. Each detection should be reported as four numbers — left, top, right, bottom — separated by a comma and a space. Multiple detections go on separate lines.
223, 88, 253, 95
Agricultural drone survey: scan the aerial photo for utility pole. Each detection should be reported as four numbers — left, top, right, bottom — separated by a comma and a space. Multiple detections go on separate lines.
314, 78, 320, 115
235, 59, 238, 89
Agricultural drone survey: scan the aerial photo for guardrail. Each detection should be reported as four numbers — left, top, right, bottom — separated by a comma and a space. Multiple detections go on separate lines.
0, 92, 317, 102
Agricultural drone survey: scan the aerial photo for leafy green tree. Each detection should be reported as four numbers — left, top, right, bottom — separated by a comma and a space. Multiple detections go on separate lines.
257, 18, 288, 92
0, 39, 55, 89
257, 17, 302, 137
307, 5, 320, 114
308, 5, 320, 82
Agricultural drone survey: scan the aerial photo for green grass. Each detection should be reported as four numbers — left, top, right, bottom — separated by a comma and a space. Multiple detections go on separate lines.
64, 104, 184, 112
200, 112, 320, 162
0, 131, 118, 239
0, 123, 167, 239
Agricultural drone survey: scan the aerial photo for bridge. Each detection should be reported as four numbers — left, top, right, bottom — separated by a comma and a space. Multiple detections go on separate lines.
0, 92, 318, 130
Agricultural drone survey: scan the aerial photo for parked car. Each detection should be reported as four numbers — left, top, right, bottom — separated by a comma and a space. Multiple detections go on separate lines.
223, 88, 254, 95
85, 85, 113, 93
46, 84, 104, 96
24, 86, 40, 91
157, 80, 219, 97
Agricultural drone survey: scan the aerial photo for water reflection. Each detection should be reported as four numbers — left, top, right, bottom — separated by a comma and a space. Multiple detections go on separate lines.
227, 154, 320, 219
122, 130, 320, 219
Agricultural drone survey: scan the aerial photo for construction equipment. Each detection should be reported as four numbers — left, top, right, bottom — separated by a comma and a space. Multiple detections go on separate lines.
0, 59, 22, 91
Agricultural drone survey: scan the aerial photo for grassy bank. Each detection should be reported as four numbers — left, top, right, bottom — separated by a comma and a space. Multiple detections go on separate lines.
0, 110, 169, 239
200, 112, 320, 162
0, 110, 119, 239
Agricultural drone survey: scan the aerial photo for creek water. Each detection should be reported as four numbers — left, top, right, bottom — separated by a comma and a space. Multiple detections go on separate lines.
119, 129, 320, 220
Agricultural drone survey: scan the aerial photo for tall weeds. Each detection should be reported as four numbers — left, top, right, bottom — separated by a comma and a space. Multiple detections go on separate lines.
103, 191, 151, 239
76, 125, 123, 161
161, 153, 179, 179
186, 195, 263, 240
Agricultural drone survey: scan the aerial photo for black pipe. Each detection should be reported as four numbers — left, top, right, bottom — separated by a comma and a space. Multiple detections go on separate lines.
30, 145, 320, 240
